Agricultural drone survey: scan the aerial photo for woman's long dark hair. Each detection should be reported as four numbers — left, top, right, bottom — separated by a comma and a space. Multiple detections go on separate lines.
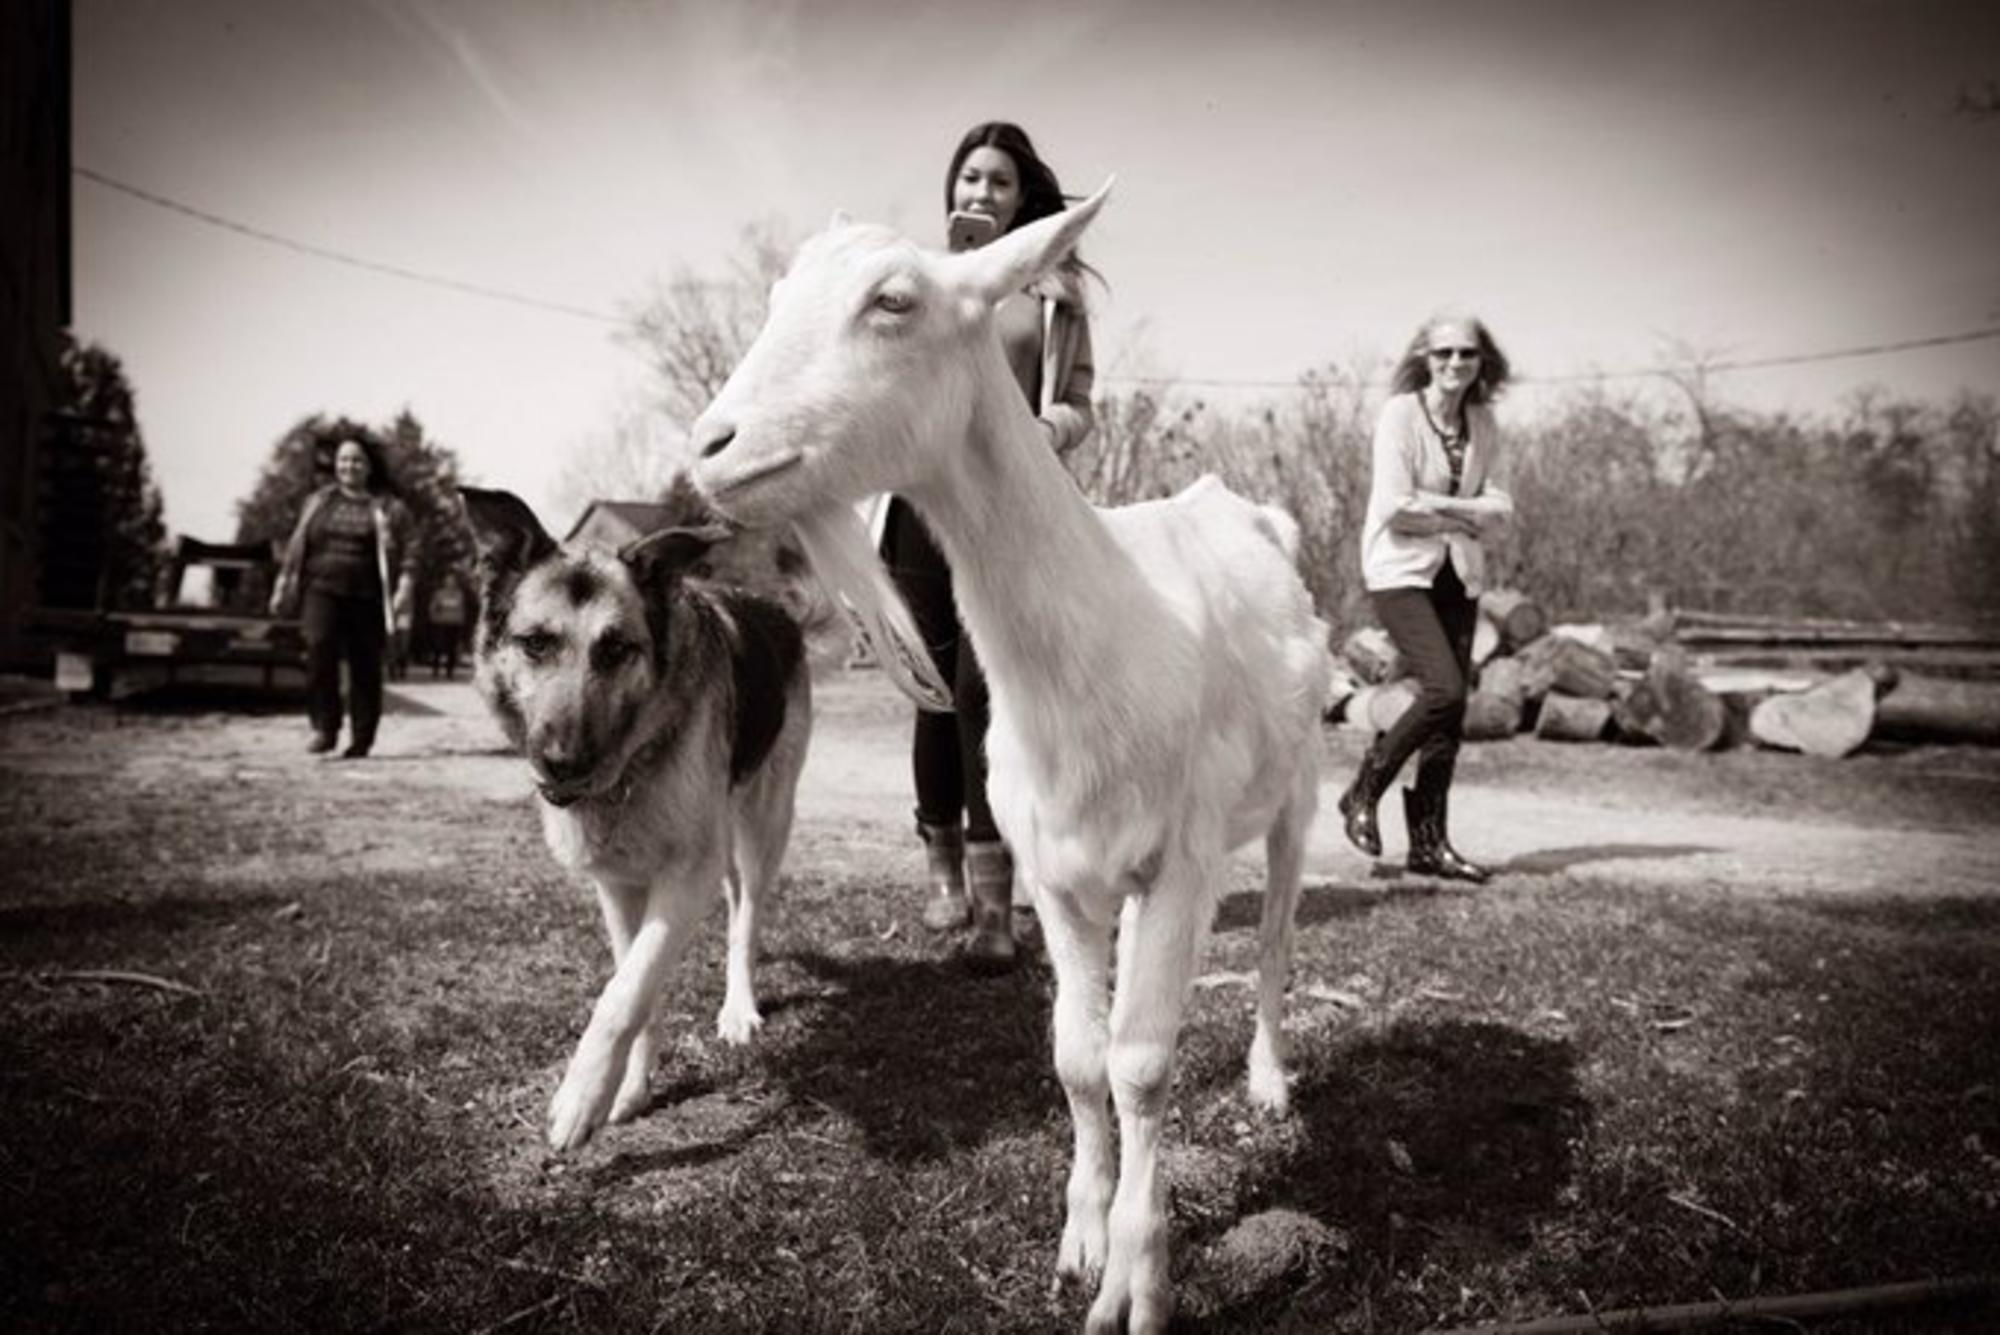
943, 120, 1098, 291
323, 433, 399, 497
1386, 314, 1513, 404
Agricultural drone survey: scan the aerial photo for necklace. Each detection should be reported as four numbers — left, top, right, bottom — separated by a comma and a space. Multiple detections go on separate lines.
1418, 392, 1469, 491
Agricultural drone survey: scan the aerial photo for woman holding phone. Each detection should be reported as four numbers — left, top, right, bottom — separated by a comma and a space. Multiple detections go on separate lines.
1339, 312, 1514, 882
880, 120, 1098, 972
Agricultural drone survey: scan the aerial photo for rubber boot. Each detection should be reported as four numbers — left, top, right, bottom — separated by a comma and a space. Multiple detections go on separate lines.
1338, 735, 1397, 857
962, 840, 1019, 974
1402, 778, 1491, 884
918, 821, 969, 931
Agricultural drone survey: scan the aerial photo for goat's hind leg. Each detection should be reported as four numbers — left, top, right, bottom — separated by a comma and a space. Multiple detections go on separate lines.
1249, 768, 1315, 1113
1034, 882, 1118, 1292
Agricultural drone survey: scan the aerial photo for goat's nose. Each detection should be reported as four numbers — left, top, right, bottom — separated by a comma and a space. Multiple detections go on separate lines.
695, 421, 736, 460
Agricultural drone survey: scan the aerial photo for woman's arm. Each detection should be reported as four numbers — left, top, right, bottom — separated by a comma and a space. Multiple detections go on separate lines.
1041, 306, 1095, 453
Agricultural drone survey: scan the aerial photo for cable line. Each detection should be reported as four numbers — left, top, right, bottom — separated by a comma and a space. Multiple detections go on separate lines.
75, 165, 2000, 389
75, 165, 623, 325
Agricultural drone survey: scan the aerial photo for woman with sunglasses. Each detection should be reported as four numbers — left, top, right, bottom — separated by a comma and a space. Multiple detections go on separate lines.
1339, 313, 1514, 881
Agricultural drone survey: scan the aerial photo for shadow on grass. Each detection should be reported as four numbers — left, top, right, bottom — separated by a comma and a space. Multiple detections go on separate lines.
760, 948, 1058, 1163
0, 891, 290, 939
1501, 842, 1718, 876
1188, 1018, 1589, 1329
1213, 880, 1429, 932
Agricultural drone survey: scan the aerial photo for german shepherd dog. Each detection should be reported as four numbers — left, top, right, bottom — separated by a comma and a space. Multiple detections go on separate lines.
460, 483, 812, 1151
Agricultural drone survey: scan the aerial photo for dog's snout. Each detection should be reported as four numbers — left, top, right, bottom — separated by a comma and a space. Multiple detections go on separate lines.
695, 423, 736, 459
536, 746, 590, 786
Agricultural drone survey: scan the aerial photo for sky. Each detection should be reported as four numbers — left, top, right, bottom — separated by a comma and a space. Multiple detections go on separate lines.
71, 0, 2000, 542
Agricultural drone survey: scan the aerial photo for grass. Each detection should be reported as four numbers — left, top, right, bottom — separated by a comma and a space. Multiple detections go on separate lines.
1, 683, 1996, 1333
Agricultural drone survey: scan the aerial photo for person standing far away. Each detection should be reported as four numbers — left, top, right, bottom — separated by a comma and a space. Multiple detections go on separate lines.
269, 436, 417, 758
1338, 313, 1516, 882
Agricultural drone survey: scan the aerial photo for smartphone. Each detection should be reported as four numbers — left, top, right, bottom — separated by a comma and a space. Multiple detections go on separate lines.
947, 210, 1000, 252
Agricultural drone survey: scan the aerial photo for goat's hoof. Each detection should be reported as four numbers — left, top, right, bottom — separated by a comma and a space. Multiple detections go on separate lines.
547, 1067, 616, 1150
1055, 1224, 1107, 1290
609, 1080, 652, 1125
715, 1001, 764, 1045
1246, 1063, 1293, 1115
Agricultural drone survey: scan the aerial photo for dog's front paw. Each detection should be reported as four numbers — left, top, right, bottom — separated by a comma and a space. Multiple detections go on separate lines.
714, 997, 764, 1045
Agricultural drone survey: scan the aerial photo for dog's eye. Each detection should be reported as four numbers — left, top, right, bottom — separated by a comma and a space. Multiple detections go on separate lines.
515, 631, 558, 661
591, 635, 639, 673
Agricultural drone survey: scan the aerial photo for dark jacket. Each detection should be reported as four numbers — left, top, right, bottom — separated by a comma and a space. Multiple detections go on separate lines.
271, 485, 418, 633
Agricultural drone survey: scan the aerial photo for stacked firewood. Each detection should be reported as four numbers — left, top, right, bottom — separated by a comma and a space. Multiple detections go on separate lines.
1328, 594, 2000, 758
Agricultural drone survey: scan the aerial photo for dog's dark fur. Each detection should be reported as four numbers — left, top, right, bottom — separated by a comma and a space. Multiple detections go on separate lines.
461, 483, 812, 1150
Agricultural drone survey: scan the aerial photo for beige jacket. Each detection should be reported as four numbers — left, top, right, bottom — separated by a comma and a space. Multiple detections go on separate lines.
1360, 392, 1513, 597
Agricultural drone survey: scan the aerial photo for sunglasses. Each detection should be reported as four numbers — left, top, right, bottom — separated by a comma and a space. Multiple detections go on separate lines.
1428, 346, 1482, 362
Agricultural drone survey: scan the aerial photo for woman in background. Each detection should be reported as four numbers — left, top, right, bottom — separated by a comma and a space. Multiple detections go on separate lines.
880, 120, 1098, 971
1339, 313, 1514, 882
271, 436, 416, 758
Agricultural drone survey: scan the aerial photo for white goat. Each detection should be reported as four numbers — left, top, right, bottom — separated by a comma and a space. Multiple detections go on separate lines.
690, 186, 1331, 1335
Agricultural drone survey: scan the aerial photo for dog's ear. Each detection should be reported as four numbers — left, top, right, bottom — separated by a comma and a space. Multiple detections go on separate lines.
620, 523, 734, 589
460, 487, 557, 574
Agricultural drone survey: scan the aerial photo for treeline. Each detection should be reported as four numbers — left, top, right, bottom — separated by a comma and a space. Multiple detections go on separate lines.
1067, 373, 2000, 635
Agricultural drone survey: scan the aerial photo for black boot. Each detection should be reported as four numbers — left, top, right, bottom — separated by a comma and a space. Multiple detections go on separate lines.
1402, 781, 1490, 884
1338, 737, 1397, 857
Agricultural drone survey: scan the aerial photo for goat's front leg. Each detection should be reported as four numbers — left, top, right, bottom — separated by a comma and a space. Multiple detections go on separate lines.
549, 866, 714, 1150
1087, 862, 1218, 1335
1033, 880, 1117, 1290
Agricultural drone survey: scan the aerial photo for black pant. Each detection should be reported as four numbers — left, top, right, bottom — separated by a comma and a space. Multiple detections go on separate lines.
1368, 560, 1477, 792
302, 590, 386, 747
884, 499, 999, 843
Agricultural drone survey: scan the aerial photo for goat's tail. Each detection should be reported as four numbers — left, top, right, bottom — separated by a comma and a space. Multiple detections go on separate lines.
790, 503, 954, 712
1252, 501, 1303, 561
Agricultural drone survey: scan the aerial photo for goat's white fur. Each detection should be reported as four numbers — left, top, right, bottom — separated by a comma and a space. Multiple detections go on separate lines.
690, 184, 1331, 1335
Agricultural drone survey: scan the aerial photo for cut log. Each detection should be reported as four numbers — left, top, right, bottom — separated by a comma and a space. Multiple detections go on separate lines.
1535, 692, 1612, 742
1748, 668, 1882, 758
1342, 627, 1402, 685
1611, 680, 1661, 746
1466, 656, 1528, 740
1471, 615, 1502, 668
1516, 632, 1619, 701
1463, 687, 1523, 741
1620, 645, 1728, 751
1871, 675, 2000, 745
1365, 678, 1420, 733
1478, 587, 1547, 651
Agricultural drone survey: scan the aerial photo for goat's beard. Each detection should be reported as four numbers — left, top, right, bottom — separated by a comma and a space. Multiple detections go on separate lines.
789, 503, 953, 713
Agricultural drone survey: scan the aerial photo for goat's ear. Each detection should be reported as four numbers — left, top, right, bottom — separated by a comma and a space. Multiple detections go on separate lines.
962, 177, 1113, 307
620, 523, 733, 588
459, 486, 556, 574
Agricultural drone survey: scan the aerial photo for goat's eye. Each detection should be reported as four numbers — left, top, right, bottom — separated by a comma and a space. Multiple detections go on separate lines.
515, 631, 558, 661
871, 289, 915, 316
591, 636, 640, 673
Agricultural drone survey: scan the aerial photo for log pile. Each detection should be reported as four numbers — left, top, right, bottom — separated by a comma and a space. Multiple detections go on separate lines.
1329, 590, 2000, 755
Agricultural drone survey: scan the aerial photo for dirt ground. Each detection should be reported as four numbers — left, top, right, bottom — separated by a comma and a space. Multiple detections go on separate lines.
8, 664, 1992, 903
4, 664, 1998, 1331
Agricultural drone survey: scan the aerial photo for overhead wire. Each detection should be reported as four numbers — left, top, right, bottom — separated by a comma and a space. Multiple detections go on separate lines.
76, 165, 2000, 391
